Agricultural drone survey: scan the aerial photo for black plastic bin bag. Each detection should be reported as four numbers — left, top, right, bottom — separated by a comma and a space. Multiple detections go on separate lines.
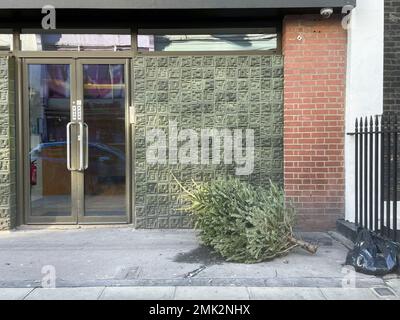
345, 228, 399, 276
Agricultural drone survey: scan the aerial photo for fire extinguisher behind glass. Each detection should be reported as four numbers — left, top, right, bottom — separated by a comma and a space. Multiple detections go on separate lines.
30, 160, 37, 186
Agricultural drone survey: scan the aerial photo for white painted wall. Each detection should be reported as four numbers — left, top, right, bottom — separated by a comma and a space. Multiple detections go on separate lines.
345, 0, 384, 222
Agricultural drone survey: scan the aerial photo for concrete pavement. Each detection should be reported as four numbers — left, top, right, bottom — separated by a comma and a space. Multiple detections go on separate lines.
0, 227, 399, 300
0, 286, 398, 300
0, 227, 386, 288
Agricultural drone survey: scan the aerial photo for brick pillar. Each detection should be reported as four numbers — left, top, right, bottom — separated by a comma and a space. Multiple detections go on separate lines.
283, 15, 347, 231
384, 0, 400, 113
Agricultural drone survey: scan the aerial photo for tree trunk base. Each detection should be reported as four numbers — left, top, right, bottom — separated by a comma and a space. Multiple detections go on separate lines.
289, 236, 318, 254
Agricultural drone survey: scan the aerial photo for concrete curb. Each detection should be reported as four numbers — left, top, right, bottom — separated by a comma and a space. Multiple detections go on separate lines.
0, 276, 386, 289
0, 286, 398, 300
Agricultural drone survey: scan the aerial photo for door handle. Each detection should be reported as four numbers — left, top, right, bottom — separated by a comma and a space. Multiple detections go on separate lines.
66, 122, 74, 171
79, 122, 84, 171
83, 123, 89, 170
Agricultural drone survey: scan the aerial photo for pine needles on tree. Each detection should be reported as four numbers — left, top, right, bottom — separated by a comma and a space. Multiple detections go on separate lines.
176, 177, 317, 263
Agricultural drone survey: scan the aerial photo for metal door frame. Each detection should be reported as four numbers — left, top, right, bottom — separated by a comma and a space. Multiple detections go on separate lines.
75, 58, 131, 224
22, 58, 78, 224
21, 58, 131, 225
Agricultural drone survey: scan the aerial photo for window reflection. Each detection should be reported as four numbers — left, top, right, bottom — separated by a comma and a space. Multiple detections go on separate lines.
138, 33, 277, 52
21, 34, 131, 51
28, 64, 72, 217
0, 34, 12, 51
83, 64, 126, 217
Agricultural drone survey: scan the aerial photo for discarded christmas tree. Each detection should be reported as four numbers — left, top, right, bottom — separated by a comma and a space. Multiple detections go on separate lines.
176, 177, 317, 263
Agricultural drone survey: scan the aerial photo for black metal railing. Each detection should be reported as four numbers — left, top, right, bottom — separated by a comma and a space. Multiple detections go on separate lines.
351, 113, 399, 242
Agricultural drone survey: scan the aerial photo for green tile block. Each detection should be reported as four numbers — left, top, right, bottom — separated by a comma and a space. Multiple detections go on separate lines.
181, 57, 192, 67
146, 68, 157, 79
250, 56, 261, 67
215, 56, 227, 67
146, 58, 157, 67
158, 217, 170, 228
169, 68, 181, 79
135, 206, 146, 217
133, 54, 283, 228
145, 79, 156, 90
227, 56, 238, 67
203, 56, 214, 66
158, 195, 169, 205
157, 57, 169, 67
146, 194, 158, 205
168, 57, 181, 67
157, 183, 169, 194
146, 217, 158, 228
192, 69, 203, 79
133, 68, 145, 79
192, 56, 203, 67
261, 56, 272, 67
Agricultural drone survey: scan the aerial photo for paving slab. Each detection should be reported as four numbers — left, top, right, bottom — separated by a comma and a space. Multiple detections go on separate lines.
248, 287, 325, 300
2, 286, 399, 300
320, 288, 379, 300
174, 286, 250, 300
100, 286, 175, 300
265, 275, 384, 288
25, 287, 105, 300
0, 228, 385, 288
0, 229, 200, 287
386, 278, 400, 295
0, 288, 33, 300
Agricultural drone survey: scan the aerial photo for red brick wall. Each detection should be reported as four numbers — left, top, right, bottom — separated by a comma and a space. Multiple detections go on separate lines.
282, 15, 347, 231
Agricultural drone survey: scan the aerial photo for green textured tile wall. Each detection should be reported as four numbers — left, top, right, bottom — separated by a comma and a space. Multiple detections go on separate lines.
0, 57, 16, 230
132, 55, 283, 229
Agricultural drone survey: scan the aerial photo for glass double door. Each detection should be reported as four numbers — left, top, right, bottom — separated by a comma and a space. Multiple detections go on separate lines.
25, 59, 128, 224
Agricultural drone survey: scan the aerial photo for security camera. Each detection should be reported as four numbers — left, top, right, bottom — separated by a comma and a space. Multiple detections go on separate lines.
320, 8, 334, 19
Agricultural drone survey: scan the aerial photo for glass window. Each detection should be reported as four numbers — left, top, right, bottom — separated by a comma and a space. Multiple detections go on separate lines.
21, 34, 131, 51
0, 34, 12, 51
28, 64, 72, 217
138, 29, 277, 52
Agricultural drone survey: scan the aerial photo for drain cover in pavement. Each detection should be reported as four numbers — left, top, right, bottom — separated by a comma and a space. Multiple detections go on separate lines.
114, 266, 141, 280
372, 287, 396, 297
